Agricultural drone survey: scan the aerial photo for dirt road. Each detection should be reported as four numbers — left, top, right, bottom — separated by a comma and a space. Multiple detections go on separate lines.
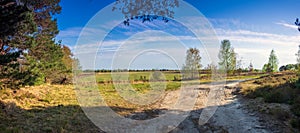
129, 80, 271, 133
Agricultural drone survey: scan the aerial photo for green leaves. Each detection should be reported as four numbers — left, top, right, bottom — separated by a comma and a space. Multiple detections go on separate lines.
263, 50, 279, 73
182, 48, 201, 80
218, 40, 237, 74
0, 0, 74, 88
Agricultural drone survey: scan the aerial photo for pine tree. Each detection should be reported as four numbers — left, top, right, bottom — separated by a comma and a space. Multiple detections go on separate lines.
0, 0, 74, 88
0, 0, 37, 54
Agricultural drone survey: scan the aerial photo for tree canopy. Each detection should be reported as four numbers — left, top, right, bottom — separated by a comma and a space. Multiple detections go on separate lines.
279, 64, 298, 72
182, 48, 201, 80
0, 0, 74, 89
112, 0, 179, 25
218, 40, 237, 74
262, 50, 279, 73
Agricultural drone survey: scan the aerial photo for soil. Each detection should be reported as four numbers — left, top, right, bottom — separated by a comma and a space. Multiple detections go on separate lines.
126, 80, 284, 133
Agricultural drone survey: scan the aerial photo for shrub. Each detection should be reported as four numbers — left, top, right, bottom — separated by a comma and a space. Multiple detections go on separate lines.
290, 118, 300, 130
291, 97, 300, 117
245, 85, 271, 99
264, 87, 295, 103
270, 107, 290, 120
294, 77, 300, 89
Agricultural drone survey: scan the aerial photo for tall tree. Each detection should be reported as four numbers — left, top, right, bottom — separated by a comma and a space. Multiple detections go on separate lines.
269, 49, 279, 72
182, 48, 201, 79
218, 40, 237, 74
0, 0, 37, 88
0, 0, 36, 55
263, 49, 279, 72
0, 0, 73, 88
23, 0, 64, 84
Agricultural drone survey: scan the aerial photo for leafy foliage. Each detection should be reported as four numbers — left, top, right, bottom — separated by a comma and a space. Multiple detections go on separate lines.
262, 63, 272, 73
0, 0, 74, 88
0, 0, 37, 53
262, 50, 279, 73
182, 48, 201, 80
279, 64, 298, 72
112, 0, 179, 25
218, 40, 237, 74
268, 50, 279, 71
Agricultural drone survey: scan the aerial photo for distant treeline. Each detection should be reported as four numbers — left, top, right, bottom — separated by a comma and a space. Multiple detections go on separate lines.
84, 69, 181, 73
84, 69, 259, 74
279, 64, 299, 72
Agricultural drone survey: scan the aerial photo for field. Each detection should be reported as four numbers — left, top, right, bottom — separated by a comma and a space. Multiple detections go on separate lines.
0, 85, 102, 132
0, 71, 271, 132
96, 71, 265, 88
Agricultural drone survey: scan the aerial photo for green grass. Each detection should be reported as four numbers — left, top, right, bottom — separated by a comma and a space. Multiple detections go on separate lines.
96, 72, 266, 82
226, 74, 267, 80
96, 71, 182, 82
0, 71, 269, 132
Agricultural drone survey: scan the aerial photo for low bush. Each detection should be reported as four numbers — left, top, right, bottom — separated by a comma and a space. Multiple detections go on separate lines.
264, 86, 295, 103
239, 73, 300, 128
291, 97, 300, 117
291, 118, 300, 130
270, 107, 290, 121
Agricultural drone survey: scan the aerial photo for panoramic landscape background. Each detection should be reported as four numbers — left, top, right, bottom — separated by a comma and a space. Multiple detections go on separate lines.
1, 0, 300, 132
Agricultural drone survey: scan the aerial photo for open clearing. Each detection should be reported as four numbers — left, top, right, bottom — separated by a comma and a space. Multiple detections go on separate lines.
0, 72, 298, 132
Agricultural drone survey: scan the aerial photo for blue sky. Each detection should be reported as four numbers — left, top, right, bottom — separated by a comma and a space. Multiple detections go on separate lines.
56, 0, 300, 70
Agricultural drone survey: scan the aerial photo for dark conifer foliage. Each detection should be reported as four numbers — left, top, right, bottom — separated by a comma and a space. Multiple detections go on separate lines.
0, 0, 75, 89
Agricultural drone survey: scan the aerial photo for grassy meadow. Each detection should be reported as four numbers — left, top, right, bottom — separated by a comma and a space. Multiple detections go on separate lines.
0, 71, 284, 132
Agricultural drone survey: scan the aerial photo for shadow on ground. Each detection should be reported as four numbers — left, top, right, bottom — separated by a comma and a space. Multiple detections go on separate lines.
0, 100, 223, 133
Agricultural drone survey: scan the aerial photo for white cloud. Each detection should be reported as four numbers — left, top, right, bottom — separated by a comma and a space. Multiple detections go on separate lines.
57, 27, 106, 38
276, 22, 298, 30
216, 29, 300, 46
59, 17, 300, 70
214, 28, 300, 69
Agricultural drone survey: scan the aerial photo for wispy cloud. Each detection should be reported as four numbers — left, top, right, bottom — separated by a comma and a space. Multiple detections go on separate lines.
276, 22, 298, 30
216, 28, 300, 46
58, 17, 300, 70
214, 28, 300, 69
57, 27, 82, 38
73, 29, 200, 55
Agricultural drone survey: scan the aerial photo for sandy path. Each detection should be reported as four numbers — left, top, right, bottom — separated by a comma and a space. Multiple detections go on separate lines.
171, 81, 270, 133
129, 80, 270, 133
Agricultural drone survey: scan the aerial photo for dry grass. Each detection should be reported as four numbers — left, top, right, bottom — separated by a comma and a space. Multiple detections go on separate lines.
239, 72, 297, 98
0, 85, 103, 133
238, 72, 300, 131
0, 72, 275, 132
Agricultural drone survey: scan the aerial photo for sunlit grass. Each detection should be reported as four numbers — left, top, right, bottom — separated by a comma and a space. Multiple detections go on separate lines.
0, 71, 269, 132
0, 85, 101, 132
